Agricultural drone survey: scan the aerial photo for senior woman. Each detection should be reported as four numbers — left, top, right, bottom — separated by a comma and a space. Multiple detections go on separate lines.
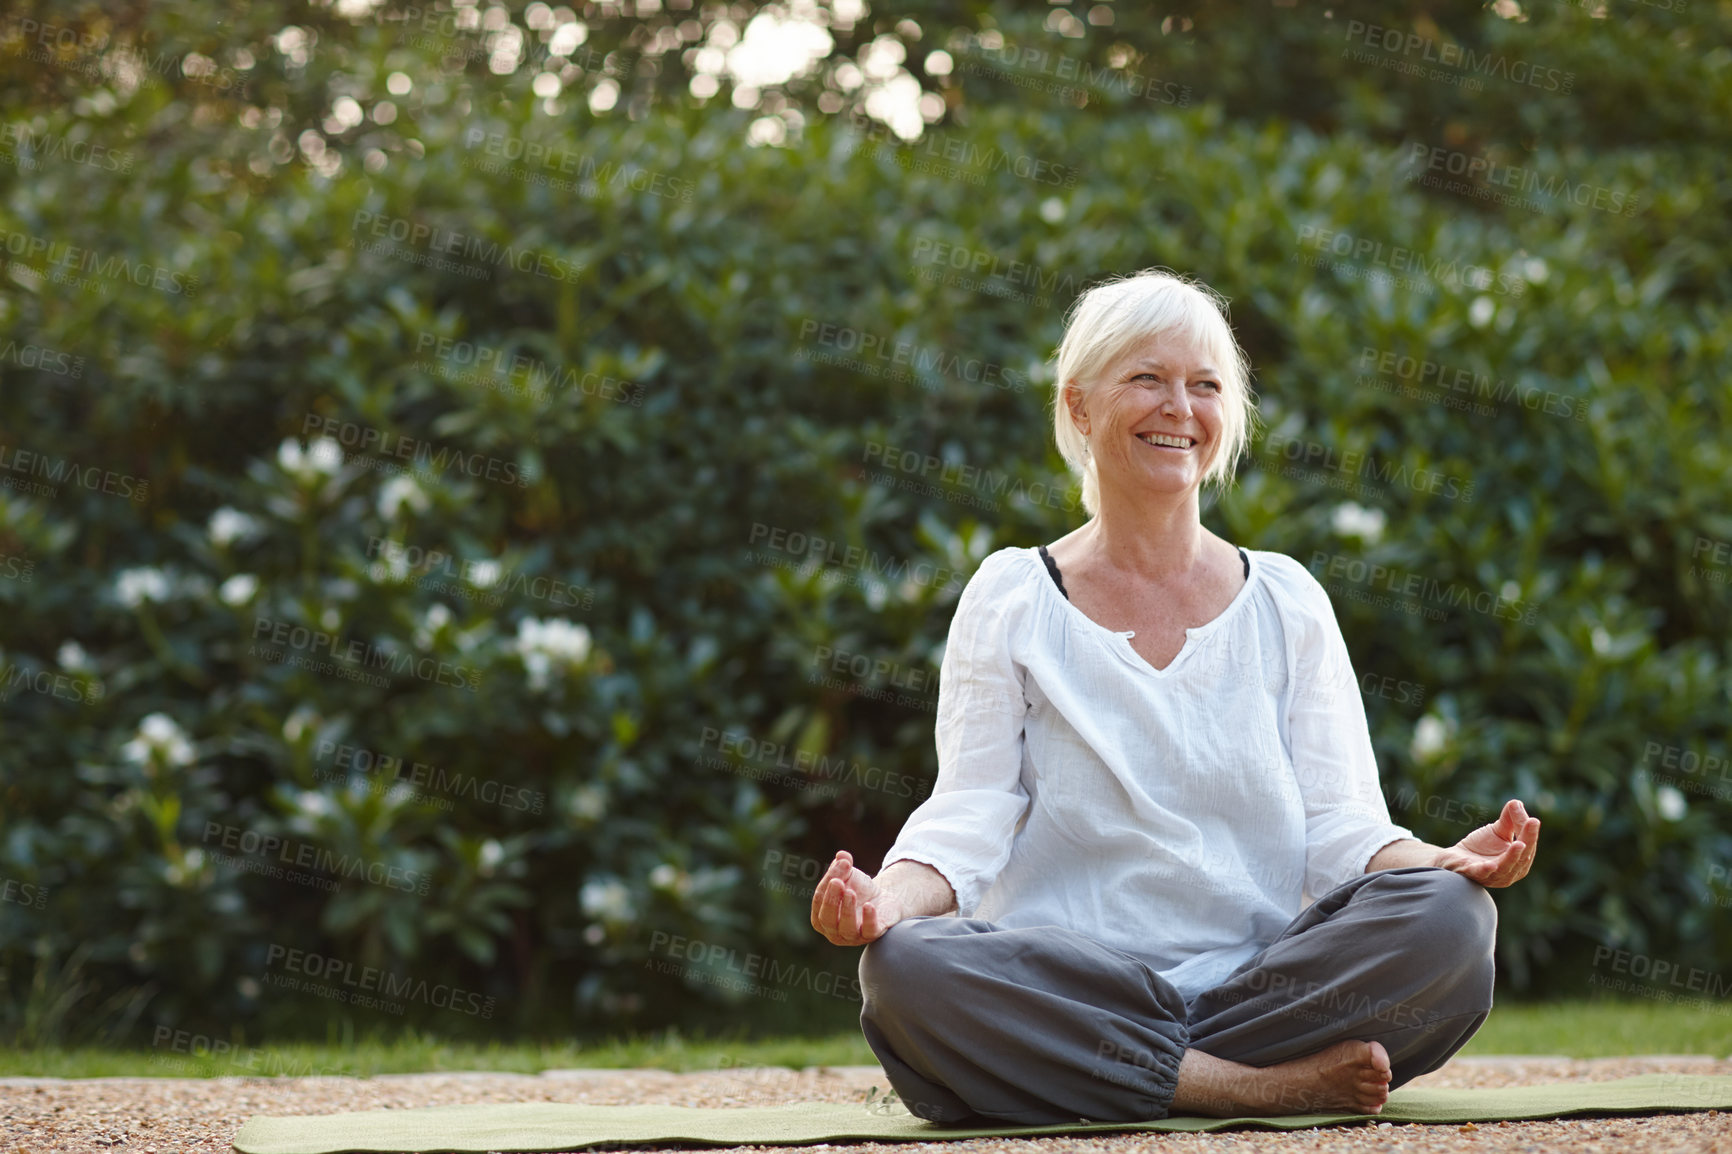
809, 269, 1540, 1125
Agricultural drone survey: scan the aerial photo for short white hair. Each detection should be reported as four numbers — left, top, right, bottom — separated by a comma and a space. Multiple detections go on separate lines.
1049, 268, 1258, 517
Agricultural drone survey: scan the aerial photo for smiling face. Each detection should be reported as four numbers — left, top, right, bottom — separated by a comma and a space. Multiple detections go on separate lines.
1065, 331, 1225, 499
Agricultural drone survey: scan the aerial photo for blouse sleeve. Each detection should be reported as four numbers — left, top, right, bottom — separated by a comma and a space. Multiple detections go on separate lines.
1277, 558, 1415, 900
880, 551, 1033, 918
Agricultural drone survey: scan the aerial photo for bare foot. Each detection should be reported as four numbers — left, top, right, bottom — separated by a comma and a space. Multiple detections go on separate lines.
1170, 1040, 1392, 1116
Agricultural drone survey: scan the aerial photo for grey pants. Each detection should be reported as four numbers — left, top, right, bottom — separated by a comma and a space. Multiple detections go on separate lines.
857, 866, 1497, 1125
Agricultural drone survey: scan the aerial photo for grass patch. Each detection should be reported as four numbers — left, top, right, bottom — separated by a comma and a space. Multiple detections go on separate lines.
2, 1026, 879, 1080
4, 1000, 1725, 1078
1461, 999, 1732, 1058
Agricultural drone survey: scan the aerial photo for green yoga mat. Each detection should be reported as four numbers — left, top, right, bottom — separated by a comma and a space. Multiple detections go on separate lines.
233, 1074, 1732, 1153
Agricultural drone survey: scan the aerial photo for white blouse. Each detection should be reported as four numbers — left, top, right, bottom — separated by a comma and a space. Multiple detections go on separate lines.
881, 545, 1414, 1002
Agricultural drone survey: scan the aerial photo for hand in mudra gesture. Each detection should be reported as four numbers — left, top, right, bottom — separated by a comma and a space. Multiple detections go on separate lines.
811, 850, 905, 946
1433, 798, 1540, 888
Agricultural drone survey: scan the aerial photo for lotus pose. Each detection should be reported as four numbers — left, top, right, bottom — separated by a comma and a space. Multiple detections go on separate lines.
810, 269, 1539, 1125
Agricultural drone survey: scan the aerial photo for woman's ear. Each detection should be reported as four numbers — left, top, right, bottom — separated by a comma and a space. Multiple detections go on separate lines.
1064, 378, 1089, 435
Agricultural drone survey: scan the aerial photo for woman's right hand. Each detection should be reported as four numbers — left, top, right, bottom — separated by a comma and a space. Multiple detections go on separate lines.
810, 850, 905, 946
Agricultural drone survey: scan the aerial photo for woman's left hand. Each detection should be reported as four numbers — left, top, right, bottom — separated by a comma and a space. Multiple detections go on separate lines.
1432, 799, 1540, 888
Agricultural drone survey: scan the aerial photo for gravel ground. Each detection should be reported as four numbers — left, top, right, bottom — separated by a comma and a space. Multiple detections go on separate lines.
3, 1057, 1729, 1154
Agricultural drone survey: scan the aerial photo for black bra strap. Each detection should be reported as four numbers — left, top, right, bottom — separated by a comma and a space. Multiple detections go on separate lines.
1037, 544, 1069, 600
1239, 547, 1249, 579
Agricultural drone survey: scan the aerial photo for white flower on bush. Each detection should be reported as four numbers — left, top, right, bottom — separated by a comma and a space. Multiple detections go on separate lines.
479, 838, 505, 876
569, 784, 606, 822
1656, 785, 1687, 822
121, 712, 196, 768
282, 703, 321, 744
1331, 501, 1386, 543
649, 862, 695, 898
207, 506, 261, 547
580, 876, 634, 923
414, 602, 453, 650
165, 845, 205, 888
1410, 714, 1454, 763
115, 567, 170, 608
377, 474, 430, 519
295, 789, 336, 819
277, 436, 343, 480
219, 573, 259, 606
515, 617, 591, 691
468, 559, 502, 588
57, 640, 92, 670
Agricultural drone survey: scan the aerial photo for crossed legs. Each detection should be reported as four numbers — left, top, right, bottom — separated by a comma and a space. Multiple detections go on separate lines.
857, 866, 1498, 1125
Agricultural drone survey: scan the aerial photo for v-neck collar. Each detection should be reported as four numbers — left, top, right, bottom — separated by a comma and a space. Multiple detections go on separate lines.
1027, 545, 1259, 677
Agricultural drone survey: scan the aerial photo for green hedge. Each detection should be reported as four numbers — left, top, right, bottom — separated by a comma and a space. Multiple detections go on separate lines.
0, 0, 1728, 1046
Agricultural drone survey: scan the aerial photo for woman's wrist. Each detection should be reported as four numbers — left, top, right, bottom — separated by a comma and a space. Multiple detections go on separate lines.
877, 858, 958, 918
1366, 837, 1445, 873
